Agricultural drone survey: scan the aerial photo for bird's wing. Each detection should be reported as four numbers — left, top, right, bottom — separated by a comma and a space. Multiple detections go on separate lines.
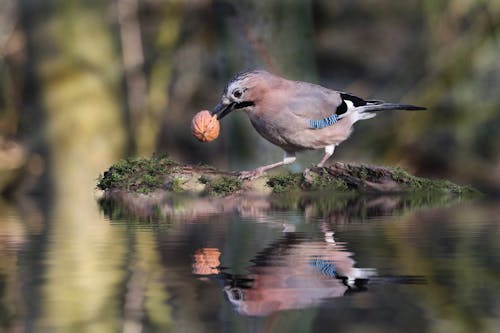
283, 82, 342, 120
283, 82, 373, 125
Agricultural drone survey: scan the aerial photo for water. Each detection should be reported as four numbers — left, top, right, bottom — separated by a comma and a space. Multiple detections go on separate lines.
1, 194, 499, 333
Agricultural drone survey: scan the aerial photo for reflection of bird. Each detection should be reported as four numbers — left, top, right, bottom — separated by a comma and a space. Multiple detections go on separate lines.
211, 70, 425, 179
222, 233, 374, 316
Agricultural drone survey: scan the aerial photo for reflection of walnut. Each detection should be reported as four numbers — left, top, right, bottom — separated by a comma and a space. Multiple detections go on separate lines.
192, 247, 221, 275
191, 110, 220, 142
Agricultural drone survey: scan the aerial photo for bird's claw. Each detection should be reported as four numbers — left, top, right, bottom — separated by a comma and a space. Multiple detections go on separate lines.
238, 168, 266, 181
303, 168, 314, 182
303, 167, 311, 177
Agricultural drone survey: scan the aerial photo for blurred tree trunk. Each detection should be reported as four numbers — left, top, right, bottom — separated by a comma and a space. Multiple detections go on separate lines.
155, 0, 318, 170
116, 0, 148, 154
137, 0, 183, 157
122, 231, 173, 332
0, 0, 20, 137
18, 1, 130, 331
154, 0, 223, 165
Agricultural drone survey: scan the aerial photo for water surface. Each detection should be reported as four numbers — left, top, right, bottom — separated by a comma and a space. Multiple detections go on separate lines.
0, 194, 499, 332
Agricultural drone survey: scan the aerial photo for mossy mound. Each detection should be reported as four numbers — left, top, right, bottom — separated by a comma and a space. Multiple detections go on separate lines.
97, 155, 242, 196
97, 156, 478, 198
266, 163, 478, 197
97, 155, 179, 194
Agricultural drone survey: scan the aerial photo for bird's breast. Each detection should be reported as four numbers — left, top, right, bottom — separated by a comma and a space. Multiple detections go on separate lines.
247, 111, 307, 151
248, 114, 286, 145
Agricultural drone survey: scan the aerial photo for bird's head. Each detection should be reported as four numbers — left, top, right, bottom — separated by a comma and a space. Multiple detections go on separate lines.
211, 70, 270, 120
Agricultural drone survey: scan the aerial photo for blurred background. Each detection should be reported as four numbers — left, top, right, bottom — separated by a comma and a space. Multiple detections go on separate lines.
0, 0, 499, 332
0, 0, 499, 198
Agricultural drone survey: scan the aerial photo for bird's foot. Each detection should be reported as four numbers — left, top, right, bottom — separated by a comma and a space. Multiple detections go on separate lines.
238, 167, 266, 181
316, 162, 330, 169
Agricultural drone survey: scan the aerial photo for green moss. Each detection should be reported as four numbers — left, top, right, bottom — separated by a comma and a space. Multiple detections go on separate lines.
306, 171, 350, 191
267, 170, 351, 193
198, 175, 210, 185
390, 166, 478, 196
265, 165, 477, 197
392, 166, 409, 182
98, 157, 478, 198
359, 167, 368, 180
199, 175, 242, 196
349, 165, 368, 180
170, 177, 184, 193
266, 173, 302, 193
97, 155, 178, 193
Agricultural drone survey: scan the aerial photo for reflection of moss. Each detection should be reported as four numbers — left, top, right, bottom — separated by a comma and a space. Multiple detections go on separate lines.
199, 175, 242, 196
270, 190, 470, 220
98, 197, 173, 225
98, 197, 137, 221
269, 192, 357, 216
97, 155, 177, 194
306, 193, 357, 216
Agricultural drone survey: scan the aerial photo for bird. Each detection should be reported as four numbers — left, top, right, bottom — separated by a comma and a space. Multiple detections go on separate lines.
211, 70, 425, 179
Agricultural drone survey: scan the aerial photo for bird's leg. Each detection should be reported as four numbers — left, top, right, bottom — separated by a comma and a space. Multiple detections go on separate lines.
316, 145, 335, 167
239, 152, 296, 180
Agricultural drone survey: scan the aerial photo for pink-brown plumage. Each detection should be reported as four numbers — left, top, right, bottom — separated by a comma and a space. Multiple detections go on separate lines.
209, 70, 425, 179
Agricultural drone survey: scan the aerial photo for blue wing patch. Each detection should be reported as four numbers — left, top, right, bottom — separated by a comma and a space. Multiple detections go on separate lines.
308, 113, 339, 129
309, 257, 338, 277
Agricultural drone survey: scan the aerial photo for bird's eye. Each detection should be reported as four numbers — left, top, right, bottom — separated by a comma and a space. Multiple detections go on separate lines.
233, 89, 242, 98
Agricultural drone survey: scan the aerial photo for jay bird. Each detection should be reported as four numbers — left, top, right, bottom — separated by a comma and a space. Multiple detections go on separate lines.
211, 70, 425, 179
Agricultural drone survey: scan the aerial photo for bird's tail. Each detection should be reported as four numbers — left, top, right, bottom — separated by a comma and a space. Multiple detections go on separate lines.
340, 101, 426, 123
363, 101, 426, 112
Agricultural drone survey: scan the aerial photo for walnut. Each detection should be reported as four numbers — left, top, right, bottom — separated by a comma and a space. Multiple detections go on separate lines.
191, 110, 220, 142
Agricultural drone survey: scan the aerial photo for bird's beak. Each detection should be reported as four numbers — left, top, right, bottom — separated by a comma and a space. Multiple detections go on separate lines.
211, 100, 234, 120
